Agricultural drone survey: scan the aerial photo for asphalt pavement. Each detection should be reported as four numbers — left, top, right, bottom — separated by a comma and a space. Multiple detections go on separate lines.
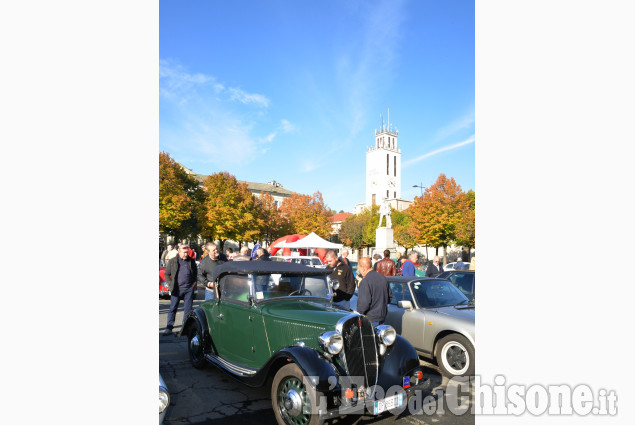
159, 284, 474, 425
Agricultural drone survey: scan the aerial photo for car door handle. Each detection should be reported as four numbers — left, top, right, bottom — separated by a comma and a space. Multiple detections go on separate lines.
216, 314, 223, 320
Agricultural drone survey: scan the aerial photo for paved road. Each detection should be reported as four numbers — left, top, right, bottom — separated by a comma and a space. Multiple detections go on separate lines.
159, 286, 474, 425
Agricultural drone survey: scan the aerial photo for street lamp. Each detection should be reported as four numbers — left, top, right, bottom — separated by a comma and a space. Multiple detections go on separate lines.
412, 183, 424, 196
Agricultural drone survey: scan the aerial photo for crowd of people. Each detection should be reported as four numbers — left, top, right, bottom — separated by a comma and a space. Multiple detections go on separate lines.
161, 242, 277, 336
160, 241, 471, 336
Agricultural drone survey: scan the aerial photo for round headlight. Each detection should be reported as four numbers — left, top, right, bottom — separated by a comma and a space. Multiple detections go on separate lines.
318, 331, 343, 355
159, 387, 170, 413
376, 325, 396, 346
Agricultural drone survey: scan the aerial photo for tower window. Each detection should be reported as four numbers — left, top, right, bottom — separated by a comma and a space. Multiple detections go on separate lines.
387, 154, 389, 175
394, 191, 396, 198
394, 156, 396, 176
387, 190, 389, 198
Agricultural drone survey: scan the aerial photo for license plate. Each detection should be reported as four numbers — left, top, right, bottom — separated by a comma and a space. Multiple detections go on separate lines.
373, 393, 403, 415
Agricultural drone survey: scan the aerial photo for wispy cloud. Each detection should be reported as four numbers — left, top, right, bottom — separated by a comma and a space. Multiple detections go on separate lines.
160, 60, 274, 165
227, 87, 270, 108
338, 1, 408, 136
280, 119, 296, 133
296, 0, 407, 143
403, 135, 475, 168
160, 59, 270, 108
434, 109, 475, 142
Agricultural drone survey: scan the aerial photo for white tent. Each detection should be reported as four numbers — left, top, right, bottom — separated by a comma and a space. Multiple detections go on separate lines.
276, 232, 342, 249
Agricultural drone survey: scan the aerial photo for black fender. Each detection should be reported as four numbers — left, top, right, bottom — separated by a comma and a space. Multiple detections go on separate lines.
278, 346, 341, 392
376, 334, 421, 389
240, 345, 340, 392
179, 308, 214, 354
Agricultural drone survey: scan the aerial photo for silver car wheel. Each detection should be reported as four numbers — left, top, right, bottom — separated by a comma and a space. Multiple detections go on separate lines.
440, 340, 469, 375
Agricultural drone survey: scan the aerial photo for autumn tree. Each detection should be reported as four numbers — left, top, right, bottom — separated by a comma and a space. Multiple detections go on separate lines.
338, 205, 380, 252
159, 152, 202, 241
361, 204, 380, 247
339, 214, 366, 252
392, 208, 417, 255
255, 192, 289, 246
408, 174, 465, 266
199, 172, 262, 251
454, 189, 475, 257
279, 191, 332, 238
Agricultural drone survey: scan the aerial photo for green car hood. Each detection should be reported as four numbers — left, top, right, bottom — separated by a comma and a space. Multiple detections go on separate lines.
260, 299, 351, 352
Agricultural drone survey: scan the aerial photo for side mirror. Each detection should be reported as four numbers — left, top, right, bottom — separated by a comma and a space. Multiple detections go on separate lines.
398, 300, 413, 310
331, 279, 339, 291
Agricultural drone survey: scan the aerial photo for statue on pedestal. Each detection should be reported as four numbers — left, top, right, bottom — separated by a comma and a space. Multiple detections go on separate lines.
378, 198, 392, 228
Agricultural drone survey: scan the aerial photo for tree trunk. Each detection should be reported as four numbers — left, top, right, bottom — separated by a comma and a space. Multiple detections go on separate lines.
461, 246, 469, 261
219, 239, 226, 252
442, 244, 448, 266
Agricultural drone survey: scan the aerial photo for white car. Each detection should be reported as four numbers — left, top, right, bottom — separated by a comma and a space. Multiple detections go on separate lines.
444, 261, 468, 271
270, 255, 326, 269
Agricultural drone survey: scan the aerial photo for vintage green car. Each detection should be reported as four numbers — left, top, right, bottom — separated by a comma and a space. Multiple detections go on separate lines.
179, 261, 428, 425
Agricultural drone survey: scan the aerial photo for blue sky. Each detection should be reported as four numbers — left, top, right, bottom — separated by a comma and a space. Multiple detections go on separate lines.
160, 0, 474, 212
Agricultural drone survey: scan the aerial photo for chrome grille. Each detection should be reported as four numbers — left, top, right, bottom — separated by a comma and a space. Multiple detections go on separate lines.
340, 315, 378, 388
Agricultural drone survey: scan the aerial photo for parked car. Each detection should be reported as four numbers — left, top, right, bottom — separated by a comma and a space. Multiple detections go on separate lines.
443, 262, 469, 271
414, 263, 426, 277
436, 270, 475, 302
270, 255, 326, 269
179, 261, 429, 425
350, 277, 474, 377
159, 372, 170, 424
159, 267, 170, 299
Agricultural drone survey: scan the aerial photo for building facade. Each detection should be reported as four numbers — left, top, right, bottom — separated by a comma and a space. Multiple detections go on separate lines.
182, 165, 295, 207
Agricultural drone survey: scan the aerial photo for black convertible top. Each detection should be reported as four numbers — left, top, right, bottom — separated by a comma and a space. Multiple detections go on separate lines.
211, 260, 331, 282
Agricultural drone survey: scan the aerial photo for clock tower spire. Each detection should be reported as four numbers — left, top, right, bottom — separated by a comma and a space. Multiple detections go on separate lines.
365, 109, 401, 207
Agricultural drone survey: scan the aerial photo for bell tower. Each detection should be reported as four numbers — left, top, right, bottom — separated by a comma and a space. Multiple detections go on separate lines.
365, 109, 401, 206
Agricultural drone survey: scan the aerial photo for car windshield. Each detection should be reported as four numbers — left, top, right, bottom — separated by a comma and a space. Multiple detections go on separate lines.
410, 280, 469, 308
252, 274, 330, 300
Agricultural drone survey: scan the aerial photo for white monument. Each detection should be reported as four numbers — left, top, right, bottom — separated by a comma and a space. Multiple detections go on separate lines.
376, 197, 394, 251
378, 197, 392, 228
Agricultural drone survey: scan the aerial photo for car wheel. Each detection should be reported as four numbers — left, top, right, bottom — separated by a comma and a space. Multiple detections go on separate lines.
187, 321, 206, 369
271, 363, 324, 425
436, 334, 474, 377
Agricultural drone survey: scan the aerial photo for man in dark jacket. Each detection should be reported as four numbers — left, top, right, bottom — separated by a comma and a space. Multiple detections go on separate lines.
163, 244, 198, 336
254, 247, 271, 260
356, 257, 392, 326
325, 249, 355, 310
426, 255, 443, 277
198, 242, 225, 301
375, 249, 396, 276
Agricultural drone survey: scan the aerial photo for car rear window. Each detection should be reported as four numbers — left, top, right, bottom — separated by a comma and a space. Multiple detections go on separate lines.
254, 275, 330, 300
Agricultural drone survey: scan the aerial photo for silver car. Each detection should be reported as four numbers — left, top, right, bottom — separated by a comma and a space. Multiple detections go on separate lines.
351, 277, 474, 377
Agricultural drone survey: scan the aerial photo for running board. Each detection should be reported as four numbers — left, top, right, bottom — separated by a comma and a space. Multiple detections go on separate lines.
204, 353, 258, 377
